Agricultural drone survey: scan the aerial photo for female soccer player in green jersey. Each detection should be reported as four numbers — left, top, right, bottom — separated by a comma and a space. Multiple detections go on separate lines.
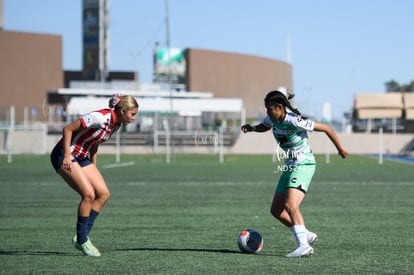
241, 88, 348, 258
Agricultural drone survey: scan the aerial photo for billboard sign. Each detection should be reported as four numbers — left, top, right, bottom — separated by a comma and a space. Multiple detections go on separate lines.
153, 47, 186, 84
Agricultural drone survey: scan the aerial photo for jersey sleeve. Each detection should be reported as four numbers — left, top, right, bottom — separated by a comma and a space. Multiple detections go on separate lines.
287, 113, 315, 131
262, 116, 273, 128
79, 111, 105, 128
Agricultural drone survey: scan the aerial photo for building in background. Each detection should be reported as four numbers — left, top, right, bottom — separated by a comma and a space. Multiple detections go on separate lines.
352, 93, 414, 133
82, 0, 109, 81
0, 27, 292, 124
185, 48, 292, 118
1, 1, 413, 157
0, 0, 292, 125
0, 30, 63, 123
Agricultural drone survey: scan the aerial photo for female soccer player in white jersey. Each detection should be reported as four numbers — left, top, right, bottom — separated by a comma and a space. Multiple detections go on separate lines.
50, 94, 138, 256
241, 88, 348, 258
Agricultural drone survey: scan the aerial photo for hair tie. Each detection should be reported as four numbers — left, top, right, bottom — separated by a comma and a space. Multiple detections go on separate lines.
109, 93, 122, 108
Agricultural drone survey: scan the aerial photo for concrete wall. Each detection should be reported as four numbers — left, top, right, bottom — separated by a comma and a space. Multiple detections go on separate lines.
3, 126, 412, 156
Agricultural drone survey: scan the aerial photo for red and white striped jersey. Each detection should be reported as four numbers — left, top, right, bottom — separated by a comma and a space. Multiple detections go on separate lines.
64, 109, 121, 158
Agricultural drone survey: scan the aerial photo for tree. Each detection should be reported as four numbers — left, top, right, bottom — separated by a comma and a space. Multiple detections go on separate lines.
405, 80, 414, 92
385, 80, 414, 92
385, 80, 400, 92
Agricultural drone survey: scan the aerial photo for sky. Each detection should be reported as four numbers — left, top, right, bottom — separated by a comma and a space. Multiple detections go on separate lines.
4, 0, 414, 120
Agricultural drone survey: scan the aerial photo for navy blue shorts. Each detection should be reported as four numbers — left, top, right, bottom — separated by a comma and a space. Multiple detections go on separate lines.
50, 144, 93, 172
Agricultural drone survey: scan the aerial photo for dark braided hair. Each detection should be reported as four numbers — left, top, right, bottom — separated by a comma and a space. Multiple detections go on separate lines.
264, 90, 308, 120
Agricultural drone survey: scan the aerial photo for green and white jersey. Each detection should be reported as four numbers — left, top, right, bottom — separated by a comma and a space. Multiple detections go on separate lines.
262, 110, 316, 165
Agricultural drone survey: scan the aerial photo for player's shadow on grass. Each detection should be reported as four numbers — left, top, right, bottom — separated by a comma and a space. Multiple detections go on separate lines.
112, 247, 274, 256
0, 250, 73, 256
1, 248, 274, 257
112, 247, 241, 254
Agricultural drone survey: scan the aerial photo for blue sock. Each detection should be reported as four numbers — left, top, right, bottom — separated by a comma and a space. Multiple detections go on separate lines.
87, 209, 100, 234
76, 216, 89, 244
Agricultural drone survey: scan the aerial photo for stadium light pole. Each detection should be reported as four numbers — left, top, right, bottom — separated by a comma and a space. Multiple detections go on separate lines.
165, 0, 174, 163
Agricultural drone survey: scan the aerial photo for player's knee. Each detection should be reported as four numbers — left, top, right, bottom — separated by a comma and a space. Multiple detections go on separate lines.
82, 191, 96, 203
284, 201, 298, 214
100, 190, 110, 202
94, 187, 110, 203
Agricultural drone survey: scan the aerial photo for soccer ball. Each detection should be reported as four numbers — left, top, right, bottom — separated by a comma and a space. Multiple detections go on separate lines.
237, 229, 263, 253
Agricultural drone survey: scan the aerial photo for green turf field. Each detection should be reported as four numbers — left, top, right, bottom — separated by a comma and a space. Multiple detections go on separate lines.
0, 154, 413, 274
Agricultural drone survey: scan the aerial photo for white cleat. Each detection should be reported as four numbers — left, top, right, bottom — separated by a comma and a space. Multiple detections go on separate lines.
74, 239, 101, 257
307, 232, 318, 245
286, 245, 314, 258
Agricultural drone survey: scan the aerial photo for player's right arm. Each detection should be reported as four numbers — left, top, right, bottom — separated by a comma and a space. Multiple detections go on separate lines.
61, 119, 83, 171
241, 123, 270, 133
313, 122, 348, 159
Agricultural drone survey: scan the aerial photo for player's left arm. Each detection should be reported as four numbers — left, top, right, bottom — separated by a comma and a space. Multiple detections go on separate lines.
313, 122, 348, 159
90, 144, 99, 165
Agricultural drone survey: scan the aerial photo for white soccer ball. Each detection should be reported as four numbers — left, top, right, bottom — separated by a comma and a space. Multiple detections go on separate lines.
237, 229, 263, 253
